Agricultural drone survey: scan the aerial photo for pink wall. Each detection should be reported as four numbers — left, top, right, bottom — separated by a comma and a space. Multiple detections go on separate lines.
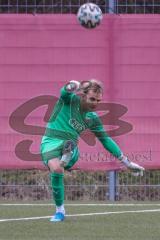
0, 14, 160, 170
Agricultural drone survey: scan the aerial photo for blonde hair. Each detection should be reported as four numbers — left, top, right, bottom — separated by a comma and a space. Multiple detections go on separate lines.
81, 79, 103, 94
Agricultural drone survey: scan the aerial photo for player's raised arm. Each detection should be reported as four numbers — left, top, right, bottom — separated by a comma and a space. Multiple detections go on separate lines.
60, 80, 81, 103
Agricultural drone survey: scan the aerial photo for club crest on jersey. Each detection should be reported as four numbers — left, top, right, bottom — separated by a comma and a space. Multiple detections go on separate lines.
84, 117, 92, 124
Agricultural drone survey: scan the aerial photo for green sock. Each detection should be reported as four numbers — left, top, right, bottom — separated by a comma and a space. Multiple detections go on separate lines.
50, 172, 64, 207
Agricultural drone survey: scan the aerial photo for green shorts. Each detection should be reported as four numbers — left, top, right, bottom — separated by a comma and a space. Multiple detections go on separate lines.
40, 139, 79, 170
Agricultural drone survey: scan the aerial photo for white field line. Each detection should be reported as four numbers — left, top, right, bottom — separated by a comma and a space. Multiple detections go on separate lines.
0, 203, 160, 206
0, 209, 160, 223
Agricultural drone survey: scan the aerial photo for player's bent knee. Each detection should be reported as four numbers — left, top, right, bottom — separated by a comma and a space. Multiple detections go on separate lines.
49, 165, 64, 173
48, 158, 64, 173
53, 166, 64, 173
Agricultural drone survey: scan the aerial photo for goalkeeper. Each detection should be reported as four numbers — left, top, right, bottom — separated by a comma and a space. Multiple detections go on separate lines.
40, 79, 144, 222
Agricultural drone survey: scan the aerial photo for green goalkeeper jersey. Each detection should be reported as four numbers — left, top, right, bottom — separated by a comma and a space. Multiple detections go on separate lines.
41, 87, 122, 158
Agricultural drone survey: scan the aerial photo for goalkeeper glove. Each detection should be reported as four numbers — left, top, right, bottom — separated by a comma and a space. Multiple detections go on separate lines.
120, 155, 145, 176
65, 80, 81, 92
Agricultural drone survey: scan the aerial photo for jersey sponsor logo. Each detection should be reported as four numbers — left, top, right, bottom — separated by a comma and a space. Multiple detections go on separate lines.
69, 118, 86, 132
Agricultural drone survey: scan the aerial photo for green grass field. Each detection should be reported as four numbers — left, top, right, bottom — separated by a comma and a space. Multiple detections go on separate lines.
0, 202, 160, 240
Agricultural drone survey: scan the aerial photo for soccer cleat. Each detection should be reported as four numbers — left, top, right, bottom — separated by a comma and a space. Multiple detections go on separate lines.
50, 212, 65, 222
60, 140, 75, 167
62, 140, 75, 154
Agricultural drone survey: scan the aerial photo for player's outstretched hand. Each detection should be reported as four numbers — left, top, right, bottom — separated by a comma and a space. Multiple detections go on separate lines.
121, 156, 145, 176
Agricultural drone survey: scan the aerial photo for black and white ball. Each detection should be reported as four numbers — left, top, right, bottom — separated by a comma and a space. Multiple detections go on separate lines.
77, 3, 103, 29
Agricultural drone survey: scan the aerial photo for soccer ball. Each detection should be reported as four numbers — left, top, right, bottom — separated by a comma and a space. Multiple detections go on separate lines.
77, 3, 103, 29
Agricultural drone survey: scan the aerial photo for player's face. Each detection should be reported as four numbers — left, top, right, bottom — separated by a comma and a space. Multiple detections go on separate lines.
82, 90, 102, 111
